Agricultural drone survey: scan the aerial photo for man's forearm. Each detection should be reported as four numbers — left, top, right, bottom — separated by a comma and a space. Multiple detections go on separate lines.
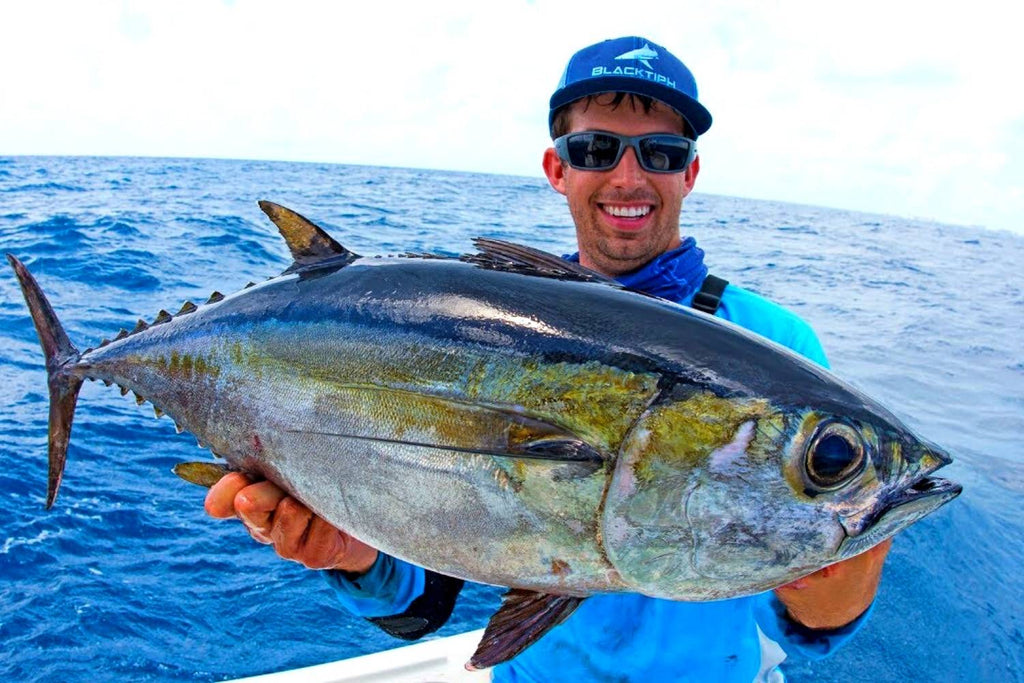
367, 569, 465, 640
325, 554, 464, 640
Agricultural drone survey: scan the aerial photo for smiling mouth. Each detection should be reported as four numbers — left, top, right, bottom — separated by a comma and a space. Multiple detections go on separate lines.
601, 204, 651, 219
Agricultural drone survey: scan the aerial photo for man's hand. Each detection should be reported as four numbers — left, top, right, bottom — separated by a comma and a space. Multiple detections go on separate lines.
773, 538, 893, 630
205, 472, 378, 573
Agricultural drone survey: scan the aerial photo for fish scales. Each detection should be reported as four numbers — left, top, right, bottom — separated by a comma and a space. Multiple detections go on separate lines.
75, 258, 670, 591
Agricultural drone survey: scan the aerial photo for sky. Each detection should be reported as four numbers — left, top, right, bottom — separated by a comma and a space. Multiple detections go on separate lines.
2, 1, 1022, 235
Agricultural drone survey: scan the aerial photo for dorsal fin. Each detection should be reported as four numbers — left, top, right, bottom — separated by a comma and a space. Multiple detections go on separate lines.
465, 238, 618, 285
258, 200, 360, 273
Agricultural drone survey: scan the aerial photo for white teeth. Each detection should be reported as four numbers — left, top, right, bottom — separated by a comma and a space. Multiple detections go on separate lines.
604, 205, 651, 218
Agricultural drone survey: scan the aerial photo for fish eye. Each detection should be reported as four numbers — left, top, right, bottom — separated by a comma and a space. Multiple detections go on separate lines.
805, 420, 866, 489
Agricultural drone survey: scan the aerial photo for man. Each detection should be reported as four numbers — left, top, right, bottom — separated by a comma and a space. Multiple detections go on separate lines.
207, 36, 892, 681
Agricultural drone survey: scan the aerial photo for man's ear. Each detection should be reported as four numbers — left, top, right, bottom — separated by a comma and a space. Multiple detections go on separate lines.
682, 155, 700, 198
542, 147, 567, 196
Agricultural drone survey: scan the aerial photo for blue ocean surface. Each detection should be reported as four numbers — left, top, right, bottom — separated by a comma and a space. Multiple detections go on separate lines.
0, 155, 1021, 682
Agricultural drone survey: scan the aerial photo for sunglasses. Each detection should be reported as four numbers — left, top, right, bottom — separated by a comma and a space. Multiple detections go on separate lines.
554, 131, 697, 174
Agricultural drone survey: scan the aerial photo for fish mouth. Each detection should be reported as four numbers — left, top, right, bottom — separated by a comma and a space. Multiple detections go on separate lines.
880, 474, 962, 522
896, 474, 962, 500
838, 473, 962, 558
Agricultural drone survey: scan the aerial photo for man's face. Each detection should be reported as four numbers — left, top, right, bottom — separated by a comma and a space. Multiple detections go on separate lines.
543, 96, 699, 277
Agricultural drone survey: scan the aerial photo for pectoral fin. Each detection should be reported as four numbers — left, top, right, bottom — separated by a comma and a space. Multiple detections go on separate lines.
467, 589, 585, 670
292, 388, 609, 467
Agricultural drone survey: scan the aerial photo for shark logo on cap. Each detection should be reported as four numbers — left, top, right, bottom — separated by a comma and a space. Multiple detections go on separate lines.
615, 43, 659, 70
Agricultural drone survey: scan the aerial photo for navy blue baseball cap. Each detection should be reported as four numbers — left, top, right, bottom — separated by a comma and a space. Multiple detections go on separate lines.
549, 36, 712, 137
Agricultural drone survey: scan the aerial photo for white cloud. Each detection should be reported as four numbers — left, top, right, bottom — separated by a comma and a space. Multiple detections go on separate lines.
1, 0, 1021, 234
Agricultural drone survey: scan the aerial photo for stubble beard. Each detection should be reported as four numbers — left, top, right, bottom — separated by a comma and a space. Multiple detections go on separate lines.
572, 204, 679, 277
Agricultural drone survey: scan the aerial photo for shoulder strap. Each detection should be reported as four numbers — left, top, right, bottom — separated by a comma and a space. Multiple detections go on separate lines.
691, 273, 729, 315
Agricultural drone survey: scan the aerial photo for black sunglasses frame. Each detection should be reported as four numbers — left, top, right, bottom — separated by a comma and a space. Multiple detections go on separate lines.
553, 131, 697, 174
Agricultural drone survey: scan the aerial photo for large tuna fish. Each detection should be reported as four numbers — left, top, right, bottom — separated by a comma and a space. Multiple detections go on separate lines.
8, 201, 960, 667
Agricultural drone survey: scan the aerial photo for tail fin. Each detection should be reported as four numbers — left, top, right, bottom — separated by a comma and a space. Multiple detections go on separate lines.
7, 254, 84, 509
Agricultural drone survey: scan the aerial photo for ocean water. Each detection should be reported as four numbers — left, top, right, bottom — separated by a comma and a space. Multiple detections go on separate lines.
0, 155, 1021, 682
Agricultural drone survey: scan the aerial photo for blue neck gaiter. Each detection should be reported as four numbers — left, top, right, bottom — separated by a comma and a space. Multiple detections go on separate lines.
565, 237, 708, 304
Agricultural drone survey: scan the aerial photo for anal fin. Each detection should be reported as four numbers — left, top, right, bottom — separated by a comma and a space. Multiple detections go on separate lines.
172, 461, 233, 488
468, 589, 585, 670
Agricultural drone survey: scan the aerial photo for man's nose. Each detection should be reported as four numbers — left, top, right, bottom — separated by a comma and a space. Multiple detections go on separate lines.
609, 146, 646, 186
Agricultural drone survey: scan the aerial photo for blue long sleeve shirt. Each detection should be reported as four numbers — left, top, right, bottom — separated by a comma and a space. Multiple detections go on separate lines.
324, 263, 869, 682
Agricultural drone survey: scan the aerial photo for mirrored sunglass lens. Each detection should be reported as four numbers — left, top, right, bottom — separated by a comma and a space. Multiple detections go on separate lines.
638, 137, 689, 172
566, 133, 622, 169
